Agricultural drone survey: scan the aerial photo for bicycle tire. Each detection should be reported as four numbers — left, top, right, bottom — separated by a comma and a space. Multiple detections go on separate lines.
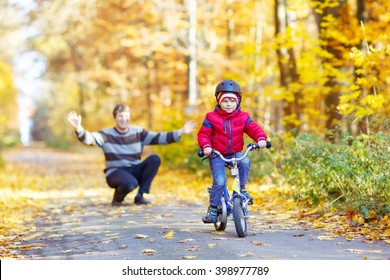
214, 197, 227, 231
233, 196, 247, 237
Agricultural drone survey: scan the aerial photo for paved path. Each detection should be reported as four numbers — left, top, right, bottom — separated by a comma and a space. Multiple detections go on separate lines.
4, 147, 390, 260
16, 202, 390, 260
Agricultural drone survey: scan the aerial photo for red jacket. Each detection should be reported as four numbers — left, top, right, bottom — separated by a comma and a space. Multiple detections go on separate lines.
197, 106, 267, 155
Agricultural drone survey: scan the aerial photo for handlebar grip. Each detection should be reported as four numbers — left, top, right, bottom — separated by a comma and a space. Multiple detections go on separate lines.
198, 150, 204, 157
247, 141, 272, 149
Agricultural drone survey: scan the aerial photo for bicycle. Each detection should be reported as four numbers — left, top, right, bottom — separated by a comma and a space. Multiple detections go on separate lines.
198, 141, 271, 237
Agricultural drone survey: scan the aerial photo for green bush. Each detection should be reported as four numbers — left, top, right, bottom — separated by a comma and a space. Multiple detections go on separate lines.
279, 131, 390, 215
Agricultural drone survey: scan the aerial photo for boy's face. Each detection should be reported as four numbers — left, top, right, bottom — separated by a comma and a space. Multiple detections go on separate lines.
115, 110, 130, 132
220, 97, 238, 113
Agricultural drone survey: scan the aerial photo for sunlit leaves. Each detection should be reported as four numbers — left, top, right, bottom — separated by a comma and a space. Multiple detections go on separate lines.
0, 60, 18, 149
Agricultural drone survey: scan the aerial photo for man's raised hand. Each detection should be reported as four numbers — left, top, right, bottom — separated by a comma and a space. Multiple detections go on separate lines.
67, 111, 82, 131
180, 121, 197, 135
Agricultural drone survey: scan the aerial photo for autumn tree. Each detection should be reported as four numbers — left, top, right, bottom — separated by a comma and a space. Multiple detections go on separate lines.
311, 0, 361, 139
0, 1, 24, 153
17, 0, 390, 146
338, 0, 390, 135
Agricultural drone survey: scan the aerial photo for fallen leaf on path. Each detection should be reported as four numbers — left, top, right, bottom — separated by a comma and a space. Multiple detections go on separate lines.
179, 238, 195, 243
186, 246, 200, 251
83, 231, 98, 235
251, 241, 270, 246
238, 252, 255, 257
317, 235, 335, 241
345, 234, 354, 241
163, 231, 175, 239
208, 243, 216, 248
62, 249, 73, 253
212, 237, 240, 240
106, 233, 120, 237
141, 249, 157, 256
133, 234, 149, 239
20, 246, 30, 251
182, 255, 197, 259
210, 231, 226, 235
48, 234, 64, 238
293, 234, 305, 237
119, 244, 128, 249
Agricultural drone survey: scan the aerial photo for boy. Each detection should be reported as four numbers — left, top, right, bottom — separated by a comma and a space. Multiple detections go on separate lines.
197, 80, 268, 223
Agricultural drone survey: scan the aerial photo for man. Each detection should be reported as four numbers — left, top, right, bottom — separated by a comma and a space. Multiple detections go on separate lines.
67, 104, 197, 206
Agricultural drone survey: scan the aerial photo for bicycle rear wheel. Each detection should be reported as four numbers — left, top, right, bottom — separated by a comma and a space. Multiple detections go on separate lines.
233, 196, 247, 237
214, 197, 227, 231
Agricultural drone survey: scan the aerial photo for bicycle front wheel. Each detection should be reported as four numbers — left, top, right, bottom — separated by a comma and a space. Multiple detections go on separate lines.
233, 196, 247, 237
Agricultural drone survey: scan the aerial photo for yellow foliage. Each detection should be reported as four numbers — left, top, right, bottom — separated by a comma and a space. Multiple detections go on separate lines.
282, 114, 301, 127
337, 103, 355, 115
355, 107, 374, 118
361, 94, 386, 110
0, 60, 18, 140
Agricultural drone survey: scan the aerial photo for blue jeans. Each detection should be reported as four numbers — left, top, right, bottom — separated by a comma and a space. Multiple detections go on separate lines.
208, 152, 250, 207
106, 155, 161, 202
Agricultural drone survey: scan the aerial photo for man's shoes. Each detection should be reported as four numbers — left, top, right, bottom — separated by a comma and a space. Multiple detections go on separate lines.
134, 195, 151, 205
202, 205, 218, 223
112, 187, 125, 206
111, 201, 122, 207
240, 189, 254, 205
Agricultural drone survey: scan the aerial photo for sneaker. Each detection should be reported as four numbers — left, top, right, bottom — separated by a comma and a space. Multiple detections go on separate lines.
240, 189, 254, 205
202, 205, 218, 223
134, 195, 151, 205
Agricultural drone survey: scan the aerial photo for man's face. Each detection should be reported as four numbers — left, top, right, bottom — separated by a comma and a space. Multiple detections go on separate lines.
115, 110, 130, 132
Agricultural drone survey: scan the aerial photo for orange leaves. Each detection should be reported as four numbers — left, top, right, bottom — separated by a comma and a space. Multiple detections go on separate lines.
297, 207, 390, 244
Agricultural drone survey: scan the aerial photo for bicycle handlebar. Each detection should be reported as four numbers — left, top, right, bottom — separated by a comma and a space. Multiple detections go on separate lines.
197, 141, 271, 161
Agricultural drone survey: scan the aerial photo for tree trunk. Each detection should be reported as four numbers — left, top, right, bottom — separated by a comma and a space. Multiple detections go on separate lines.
185, 0, 198, 115
274, 0, 301, 133
356, 0, 369, 135
314, 1, 347, 140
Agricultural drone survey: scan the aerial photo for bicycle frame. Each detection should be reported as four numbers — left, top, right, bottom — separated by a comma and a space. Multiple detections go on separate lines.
214, 146, 255, 217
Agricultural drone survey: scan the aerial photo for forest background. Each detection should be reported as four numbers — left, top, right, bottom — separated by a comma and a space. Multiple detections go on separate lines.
0, 0, 389, 247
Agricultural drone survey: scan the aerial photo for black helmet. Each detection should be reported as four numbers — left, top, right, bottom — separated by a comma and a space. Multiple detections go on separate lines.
215, 80, 242, 103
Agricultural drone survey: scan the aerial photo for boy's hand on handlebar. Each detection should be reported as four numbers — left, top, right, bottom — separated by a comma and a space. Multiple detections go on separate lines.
257, 140, 267, 149
203, 147, 212, 156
